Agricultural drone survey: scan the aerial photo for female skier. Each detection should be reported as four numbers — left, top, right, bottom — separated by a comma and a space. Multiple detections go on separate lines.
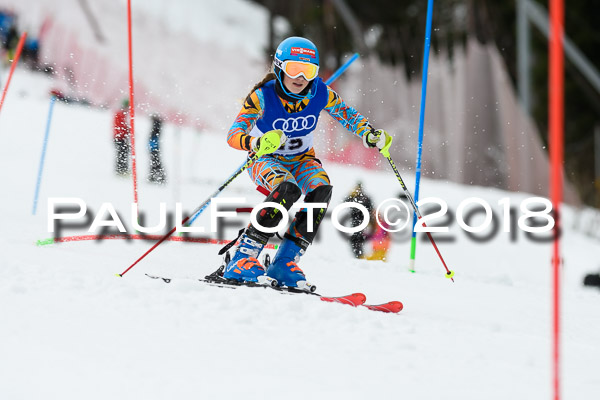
224, 36, 392, 290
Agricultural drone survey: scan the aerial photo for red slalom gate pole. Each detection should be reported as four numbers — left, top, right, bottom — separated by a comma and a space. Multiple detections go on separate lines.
126, 0, 138, 205
0, 32, 27, 116
548, 0, 564, 398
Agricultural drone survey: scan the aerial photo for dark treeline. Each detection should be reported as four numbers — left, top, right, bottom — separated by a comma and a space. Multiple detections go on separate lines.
250, 0, 600, 207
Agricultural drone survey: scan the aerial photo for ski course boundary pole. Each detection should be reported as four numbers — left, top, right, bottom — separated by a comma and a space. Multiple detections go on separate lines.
409, 0, 434, 273
32, 96, 56, 215
0, 32, 27, 117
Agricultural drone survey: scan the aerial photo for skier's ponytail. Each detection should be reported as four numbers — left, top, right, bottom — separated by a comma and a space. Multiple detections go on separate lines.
245, 72, 276, 104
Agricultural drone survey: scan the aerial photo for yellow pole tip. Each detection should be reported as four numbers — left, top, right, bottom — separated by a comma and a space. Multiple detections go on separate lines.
115, 274, 122, 277
445, 270, 455, 278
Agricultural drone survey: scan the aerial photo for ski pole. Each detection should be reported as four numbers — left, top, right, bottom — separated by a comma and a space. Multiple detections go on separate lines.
184, 156, 248, 228
378, 136, 455, 281
117, 130, 283, 277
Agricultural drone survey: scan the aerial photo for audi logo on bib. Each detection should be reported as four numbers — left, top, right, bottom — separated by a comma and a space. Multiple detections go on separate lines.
272, 115, 317, 132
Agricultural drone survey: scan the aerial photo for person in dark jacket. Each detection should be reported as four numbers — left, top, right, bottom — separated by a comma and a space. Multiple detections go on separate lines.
113, 99, 131, 176
148, 114, 166, 184
345, 182, 374, 258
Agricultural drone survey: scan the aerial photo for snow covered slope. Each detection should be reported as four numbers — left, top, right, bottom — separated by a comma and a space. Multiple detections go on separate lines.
0, 67, 599, 400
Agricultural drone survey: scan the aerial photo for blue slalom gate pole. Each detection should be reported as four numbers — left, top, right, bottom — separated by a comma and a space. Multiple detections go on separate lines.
185, 53, 360, 228
32, 96, 56, 215
409, 0, 434, 273
325, 53, 359, 85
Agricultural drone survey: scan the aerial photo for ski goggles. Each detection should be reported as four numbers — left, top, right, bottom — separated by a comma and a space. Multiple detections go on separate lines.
274, 57, 319, 81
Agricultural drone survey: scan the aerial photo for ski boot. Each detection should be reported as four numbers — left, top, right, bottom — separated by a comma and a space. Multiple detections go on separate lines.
267, 237, 316, 292
223, 227, 273, 285
224, 181, 302, 286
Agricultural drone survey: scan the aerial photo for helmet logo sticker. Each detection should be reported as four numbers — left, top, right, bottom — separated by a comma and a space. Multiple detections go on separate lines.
290, 47, 316, 58
272, 115, 317, 132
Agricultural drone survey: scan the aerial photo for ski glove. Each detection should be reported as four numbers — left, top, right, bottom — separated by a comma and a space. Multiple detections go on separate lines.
251, 130, 288, 156
363, 129, 392, 150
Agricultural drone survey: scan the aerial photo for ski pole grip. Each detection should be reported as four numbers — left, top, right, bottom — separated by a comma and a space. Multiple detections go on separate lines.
379, 134, 393, 158
256, 129, 284, 157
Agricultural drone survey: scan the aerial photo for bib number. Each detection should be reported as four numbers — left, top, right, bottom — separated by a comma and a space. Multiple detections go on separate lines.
286, 138, 303, 151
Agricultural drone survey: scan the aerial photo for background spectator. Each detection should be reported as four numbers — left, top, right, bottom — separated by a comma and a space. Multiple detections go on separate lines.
113, 99, 131, 176
148, 113, 166, 184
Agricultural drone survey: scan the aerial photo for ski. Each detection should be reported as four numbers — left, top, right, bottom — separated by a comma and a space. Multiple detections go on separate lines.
146, 272, 363, 302
319, 290, 403, 313
145, 273, 402, 313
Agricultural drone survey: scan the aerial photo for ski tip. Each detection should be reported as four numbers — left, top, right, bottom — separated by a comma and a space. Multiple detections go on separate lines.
363, 300, 403, 313
319, 292, 366, 307
390, 301, 404, 312
115, 273, 122, 278
409, 269, 416, 273
353, 293, 367, 304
